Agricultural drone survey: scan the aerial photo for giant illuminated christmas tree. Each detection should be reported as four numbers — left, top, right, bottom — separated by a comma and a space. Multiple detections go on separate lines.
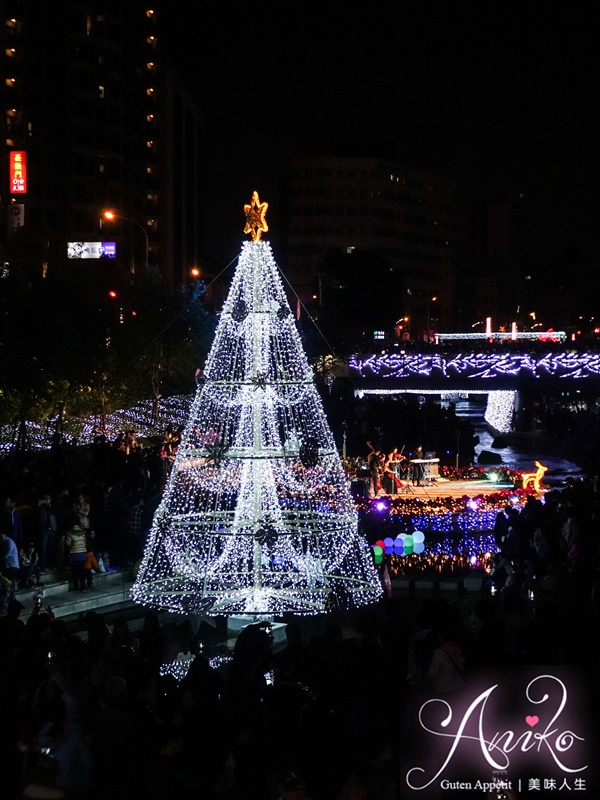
132, 192, 382, 615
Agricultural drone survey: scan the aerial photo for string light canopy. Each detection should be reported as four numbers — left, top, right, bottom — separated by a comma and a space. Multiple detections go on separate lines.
132, 192, 382, 616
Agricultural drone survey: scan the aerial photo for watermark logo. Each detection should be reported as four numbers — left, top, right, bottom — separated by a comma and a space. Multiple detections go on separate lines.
403, 671, 590, 795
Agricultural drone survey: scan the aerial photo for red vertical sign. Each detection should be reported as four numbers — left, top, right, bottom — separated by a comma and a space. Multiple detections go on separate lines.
9, 151, 27, 194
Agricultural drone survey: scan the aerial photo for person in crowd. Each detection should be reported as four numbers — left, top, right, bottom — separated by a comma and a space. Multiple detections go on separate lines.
82, 550, 100, 590
426, 630, 466, 693
37, 493, 58, 572
65, 523, 92, 592
72, 492, 91, 532
127, 492, 146, 565
54, 487, 74, 568
532, 523, 553, 570
493, 507, 510, 548
4, 496, 23, 547
124, 429, 139, 455
0, 530, 20, 587
19, 541, 43, 587
160, 427, 177, 477
113, 431, 127, 452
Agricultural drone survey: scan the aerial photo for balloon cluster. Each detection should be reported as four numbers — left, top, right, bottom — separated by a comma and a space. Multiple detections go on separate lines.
372, 531, 425, 563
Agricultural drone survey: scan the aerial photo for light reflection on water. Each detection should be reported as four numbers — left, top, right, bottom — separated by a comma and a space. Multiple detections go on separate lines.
454, 398, 585, 486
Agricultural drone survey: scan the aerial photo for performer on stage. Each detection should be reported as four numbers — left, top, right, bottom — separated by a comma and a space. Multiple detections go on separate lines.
411, 444, 425, 486
385, 447, 406, 491
366, 441, 383, 497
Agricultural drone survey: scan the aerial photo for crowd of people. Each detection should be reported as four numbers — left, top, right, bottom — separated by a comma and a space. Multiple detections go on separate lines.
1, 472, 600, 799
2, 414, 600, 797
0, 427, 186, 601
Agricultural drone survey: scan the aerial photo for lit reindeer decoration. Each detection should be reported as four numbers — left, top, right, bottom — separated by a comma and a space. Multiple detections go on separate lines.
520, 461, 548, 492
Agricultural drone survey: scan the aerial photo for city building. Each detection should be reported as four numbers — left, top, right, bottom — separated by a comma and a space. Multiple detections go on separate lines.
285, 153, 457, 347
456, 181, 529, 333
0, 1, 203, 292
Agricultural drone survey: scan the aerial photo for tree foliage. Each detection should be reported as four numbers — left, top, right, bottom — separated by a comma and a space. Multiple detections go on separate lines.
0, 252, 217, 433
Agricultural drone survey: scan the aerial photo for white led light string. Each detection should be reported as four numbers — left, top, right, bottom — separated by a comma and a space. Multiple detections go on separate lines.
132, 240, 382, 615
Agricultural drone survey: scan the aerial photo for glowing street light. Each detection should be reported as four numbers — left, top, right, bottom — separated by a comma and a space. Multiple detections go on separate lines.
103, 210, 148, 275
426, 295, 438, 342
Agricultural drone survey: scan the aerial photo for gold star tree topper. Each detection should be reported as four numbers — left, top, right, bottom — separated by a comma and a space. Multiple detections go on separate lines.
243, 190, 269, 241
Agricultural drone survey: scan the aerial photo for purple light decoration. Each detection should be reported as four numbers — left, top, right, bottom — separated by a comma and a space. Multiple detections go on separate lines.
99, 241, 116, 257
349, 351, 600, 382
467, 499, 479, 511
376, 500, 387, 512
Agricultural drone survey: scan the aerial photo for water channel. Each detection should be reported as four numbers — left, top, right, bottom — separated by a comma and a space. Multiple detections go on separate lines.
454, 397, 586, 487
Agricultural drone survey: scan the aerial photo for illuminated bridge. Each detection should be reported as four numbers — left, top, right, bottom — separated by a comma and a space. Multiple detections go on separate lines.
348, 350, 600, 433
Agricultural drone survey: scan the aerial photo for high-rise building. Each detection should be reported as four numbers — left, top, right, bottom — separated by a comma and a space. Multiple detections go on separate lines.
0, 1, 203, 291
285, 154, 457, 344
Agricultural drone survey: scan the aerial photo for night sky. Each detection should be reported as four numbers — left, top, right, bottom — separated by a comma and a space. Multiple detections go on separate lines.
165, 5, 597, 271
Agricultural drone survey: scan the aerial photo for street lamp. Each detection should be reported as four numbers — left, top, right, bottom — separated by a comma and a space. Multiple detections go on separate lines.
426, 295, 438, 342
103, 210, 148, 275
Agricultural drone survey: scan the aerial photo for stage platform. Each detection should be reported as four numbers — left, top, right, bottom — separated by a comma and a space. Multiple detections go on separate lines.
364, 477, 516, 501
